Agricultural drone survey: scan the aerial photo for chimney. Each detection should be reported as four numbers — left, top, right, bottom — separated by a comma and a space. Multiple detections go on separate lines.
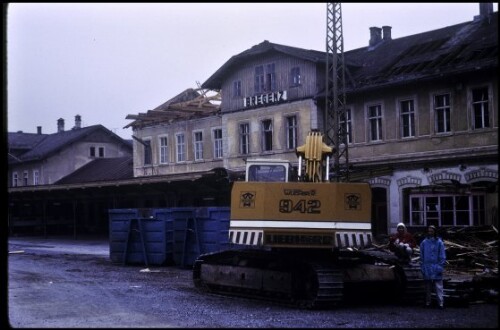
57, 118, 65, 133
475, 3, 493, 20
73, 114, 82, 129
480, 3, 493, 16
37, 126, 42, 134
369, 27, 382, 47
382, 26, 392, 41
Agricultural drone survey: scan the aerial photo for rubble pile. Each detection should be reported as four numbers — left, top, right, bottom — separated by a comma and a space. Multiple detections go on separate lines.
438, 225, 498, 276
415, 225, 498, 304
376, 225, 498, 304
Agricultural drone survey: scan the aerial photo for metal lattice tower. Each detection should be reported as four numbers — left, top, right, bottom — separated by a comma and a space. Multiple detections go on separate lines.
325, 3, 349, 181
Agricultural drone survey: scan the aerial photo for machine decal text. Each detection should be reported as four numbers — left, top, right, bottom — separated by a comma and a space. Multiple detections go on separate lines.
283, 189, 316, 196
279, 199, 321, 214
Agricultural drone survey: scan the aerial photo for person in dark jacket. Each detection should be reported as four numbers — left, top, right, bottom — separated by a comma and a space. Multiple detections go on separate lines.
389, 222, 417, 261
420, 225, 446, 309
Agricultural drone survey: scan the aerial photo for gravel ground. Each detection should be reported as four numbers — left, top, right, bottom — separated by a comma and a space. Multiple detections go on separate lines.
6, 237, 499, 328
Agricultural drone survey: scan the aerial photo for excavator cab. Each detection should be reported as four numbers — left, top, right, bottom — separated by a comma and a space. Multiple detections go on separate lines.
245, 131, 333, 183
246, 159, 291, 182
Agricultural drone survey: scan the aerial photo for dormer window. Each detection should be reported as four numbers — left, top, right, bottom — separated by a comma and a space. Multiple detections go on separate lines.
291, 67, 301, 86
90, 146, 105, 158
265, 63, 276, 92
254, 66, 265, 94
233, 80, 242, 97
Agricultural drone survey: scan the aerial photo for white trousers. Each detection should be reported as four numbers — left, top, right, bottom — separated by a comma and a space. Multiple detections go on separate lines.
425, 279, 444, 307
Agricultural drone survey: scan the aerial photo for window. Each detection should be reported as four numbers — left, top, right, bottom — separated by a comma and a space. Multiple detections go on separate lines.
286, 115, 298, 149
144, 140, 152, 165
239, 123, 250, 155
339, 109, 352, 144
434, 93, 451, 133
472, 195, 486, 226
194, 131, 203, 161
406, 194, 485, 227
291, 67, 301, 86
23, 171, 28, 186
400, 99, 415, 138
12, 172, 19, 187
159, 136, 168, 164
213, 129, 223, 159
265, 63, 276, 92
33, 170, 39, 185
471, 87, 489, 129
233, 80, 242, 97
90, 146, 104, 157
261, 119, 273, 152
368, 104, 383, 141
176, 134, 186, 162
254, 65, 265, 94
12, 172, 18, 187
248, 164, 287, 182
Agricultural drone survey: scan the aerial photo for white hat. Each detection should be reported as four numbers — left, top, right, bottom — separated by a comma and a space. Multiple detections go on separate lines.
397, 222, 406, 229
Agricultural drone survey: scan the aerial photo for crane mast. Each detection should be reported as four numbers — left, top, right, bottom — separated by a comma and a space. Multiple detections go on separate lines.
325, 3, 349, 182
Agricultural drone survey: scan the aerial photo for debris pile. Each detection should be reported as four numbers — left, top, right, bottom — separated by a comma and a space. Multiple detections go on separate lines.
377, 225, 498, 304
437, 225, 498, 276
436, 225, 498, 304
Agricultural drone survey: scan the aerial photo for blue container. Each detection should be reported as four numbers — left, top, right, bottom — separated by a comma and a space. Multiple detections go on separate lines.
109, 207, 232, 267
198, 207, 231, 253
170, 207, 231, 267
108, 209, 173, 265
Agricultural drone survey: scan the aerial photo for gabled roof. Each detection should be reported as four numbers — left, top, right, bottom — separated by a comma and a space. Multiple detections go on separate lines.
202, 12, 498, 93
202, 40, 326, 89
8, 125, 132, 164
8, 132, 49, 162
8, 132, 48, 150
55, 156, 133, 184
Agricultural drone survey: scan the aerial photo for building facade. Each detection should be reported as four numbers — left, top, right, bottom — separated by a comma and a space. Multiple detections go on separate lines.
126, 6, 498, 236
8, 116, 133, 187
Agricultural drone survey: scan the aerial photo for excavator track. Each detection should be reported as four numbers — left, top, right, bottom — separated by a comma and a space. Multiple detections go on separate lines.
193, 249, 344, 309
194, 248, 425, 308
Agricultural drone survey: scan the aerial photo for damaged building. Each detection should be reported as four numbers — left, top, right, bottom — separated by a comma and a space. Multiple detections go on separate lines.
7, 4, 497, 237
126, 5, 497, 236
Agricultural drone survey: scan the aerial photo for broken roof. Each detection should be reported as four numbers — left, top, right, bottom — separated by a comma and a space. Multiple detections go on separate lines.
202, 12, 497, 94
124, 88, 221, 129
125, 11, 497, 130
344, 13, 498, 92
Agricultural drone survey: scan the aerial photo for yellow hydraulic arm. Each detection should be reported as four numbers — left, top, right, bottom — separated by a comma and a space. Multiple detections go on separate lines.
296, 131, 334, 182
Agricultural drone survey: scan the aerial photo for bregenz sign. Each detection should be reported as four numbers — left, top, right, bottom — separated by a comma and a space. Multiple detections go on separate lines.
244, 90, 287, 107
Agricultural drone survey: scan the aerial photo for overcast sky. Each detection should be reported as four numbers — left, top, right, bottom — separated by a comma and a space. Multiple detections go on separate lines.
6, 3, 498, 139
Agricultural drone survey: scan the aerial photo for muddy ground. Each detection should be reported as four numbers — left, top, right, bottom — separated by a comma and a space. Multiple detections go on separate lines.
6, 237, 499, 328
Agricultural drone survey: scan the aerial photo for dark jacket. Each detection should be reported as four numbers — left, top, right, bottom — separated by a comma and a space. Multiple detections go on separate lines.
389, 232, 417, 251
389, 223, 416, 252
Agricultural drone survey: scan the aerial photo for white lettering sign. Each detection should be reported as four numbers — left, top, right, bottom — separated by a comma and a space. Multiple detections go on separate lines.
244, 90, 287, 107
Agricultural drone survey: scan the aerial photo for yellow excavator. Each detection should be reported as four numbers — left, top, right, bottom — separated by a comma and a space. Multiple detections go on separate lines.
193, 131, 424, 308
